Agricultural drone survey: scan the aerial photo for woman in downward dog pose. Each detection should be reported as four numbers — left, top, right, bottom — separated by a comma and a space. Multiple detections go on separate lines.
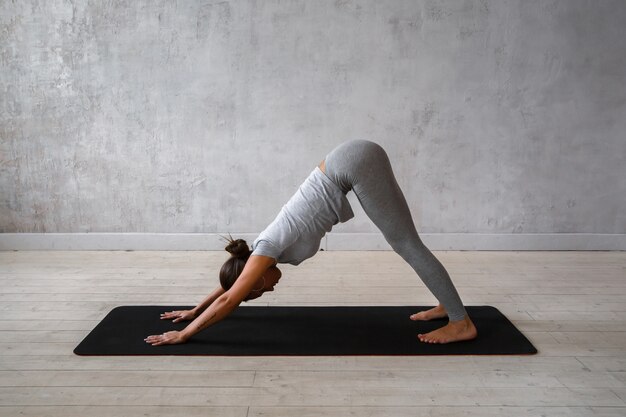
145, 140, 477, 346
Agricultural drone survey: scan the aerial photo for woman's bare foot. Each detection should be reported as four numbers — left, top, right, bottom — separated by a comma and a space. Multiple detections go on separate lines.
417, 316, 478, 344
410, 304, 448, 321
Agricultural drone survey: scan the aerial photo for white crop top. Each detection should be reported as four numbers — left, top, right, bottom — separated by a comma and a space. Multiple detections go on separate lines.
251, 167, 354, 265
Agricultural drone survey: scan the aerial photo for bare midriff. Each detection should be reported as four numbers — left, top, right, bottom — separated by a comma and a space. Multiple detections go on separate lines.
318, 159, 326, 174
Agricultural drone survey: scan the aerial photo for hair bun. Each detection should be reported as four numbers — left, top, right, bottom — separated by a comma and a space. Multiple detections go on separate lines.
224, 238, 251, 259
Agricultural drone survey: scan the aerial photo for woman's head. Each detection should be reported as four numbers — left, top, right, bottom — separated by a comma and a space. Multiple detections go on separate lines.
219, 238, 251, 291
219, 237, 283, 301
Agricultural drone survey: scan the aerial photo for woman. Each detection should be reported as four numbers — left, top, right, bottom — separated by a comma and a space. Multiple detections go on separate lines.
145, 140, 477, 346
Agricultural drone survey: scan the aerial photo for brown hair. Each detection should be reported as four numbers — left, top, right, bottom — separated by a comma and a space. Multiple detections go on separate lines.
219, 237, 252, 291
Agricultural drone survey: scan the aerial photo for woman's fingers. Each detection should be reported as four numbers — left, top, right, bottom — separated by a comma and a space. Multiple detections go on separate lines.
160, 311, 181, 320
144, 331, 186, 346
160, 310, 194, 322
144, 333, 169, 346
144, 334, 161, 344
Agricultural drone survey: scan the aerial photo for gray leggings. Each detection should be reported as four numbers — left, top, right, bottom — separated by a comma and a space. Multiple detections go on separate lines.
324, 140, 467, 321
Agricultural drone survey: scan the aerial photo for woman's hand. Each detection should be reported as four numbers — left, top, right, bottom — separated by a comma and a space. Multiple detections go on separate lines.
160, 309, 196, 323
144, 330, 188, 346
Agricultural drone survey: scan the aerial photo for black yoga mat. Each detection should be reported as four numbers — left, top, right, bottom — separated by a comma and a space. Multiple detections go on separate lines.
74, 306, 536, 356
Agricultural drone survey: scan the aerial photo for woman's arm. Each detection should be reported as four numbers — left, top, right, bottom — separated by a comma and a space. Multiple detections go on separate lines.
193, 286, 227, 315
160, 285, 226, 323
145, 255, 276, 346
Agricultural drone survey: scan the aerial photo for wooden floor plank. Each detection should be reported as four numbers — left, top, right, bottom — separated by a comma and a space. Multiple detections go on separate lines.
247, 406, 626, 417
0, 406, 248, 417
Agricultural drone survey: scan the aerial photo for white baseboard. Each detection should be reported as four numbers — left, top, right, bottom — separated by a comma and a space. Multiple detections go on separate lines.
325, 233, 626, 250
0, 233, 624, 251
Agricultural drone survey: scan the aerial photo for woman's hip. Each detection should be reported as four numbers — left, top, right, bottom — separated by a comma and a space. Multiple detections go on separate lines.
323, 140, 390, 193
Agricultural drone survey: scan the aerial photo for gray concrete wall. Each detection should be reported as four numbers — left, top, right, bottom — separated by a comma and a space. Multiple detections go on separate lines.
1, 0, 625, 240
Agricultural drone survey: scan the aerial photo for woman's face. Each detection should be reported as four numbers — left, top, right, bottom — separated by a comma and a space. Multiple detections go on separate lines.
245, 265, 282, 301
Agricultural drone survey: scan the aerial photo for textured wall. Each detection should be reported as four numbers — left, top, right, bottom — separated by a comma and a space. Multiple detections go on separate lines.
1, 0, 625, 236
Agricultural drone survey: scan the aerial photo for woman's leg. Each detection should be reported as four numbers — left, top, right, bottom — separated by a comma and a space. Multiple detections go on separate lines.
325, 140, 476, 342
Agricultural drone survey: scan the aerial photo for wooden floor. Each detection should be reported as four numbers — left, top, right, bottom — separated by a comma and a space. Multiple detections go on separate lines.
1, 250, 625, 416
